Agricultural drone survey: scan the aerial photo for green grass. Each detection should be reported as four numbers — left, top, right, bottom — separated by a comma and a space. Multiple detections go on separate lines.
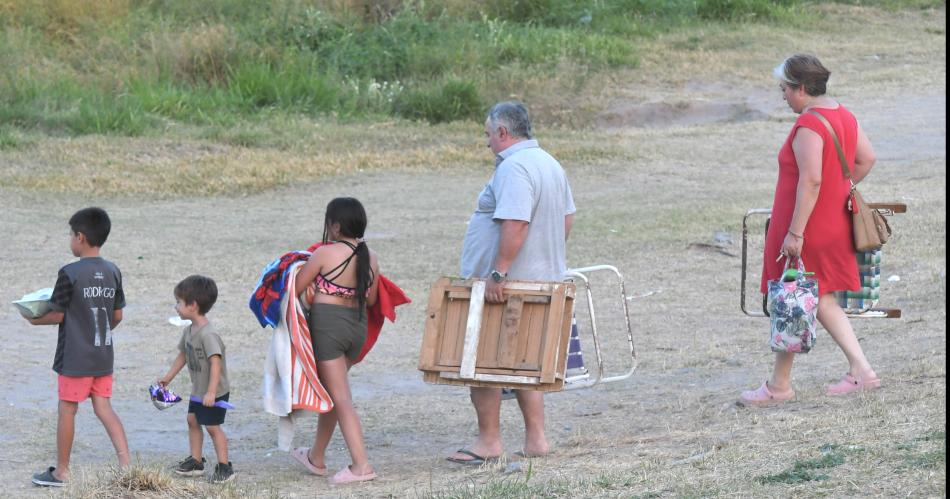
755, 449, 847, 485
895, 430, 947, 450
415, 465, 668, 499
903, 450, 946, 469
828, 0, 946, 9
0, 0, 897, 136
895, 430, 947, 468
0, 125, 32, 150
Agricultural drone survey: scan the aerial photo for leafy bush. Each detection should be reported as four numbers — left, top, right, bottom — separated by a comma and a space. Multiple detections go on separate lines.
696, 0, 797, 21
0, 0, 914, 135
153, 24, 244, 85
0, 125, 31, 150
0, 75, 154, 135
227, 56, 342, 114
393, 79, 482, 124
482, 0, 583, 25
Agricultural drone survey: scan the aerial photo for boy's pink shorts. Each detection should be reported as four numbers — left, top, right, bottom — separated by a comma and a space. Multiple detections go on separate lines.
58, 374, 113, 402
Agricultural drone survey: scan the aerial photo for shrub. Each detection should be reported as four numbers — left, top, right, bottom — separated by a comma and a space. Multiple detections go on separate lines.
566, 32, 638, 68
0, 74, 154, 135
393, 79, 482, 124
0, 0, 873, 135
696, 0, 796, 21
227, 55, 342, 115
65, 92, 154, 135
128, 80, 233, 125
347, 78, 405, 115
0, 0, 132, 38
288, 7, 437, 81
480, 0, 697, 28
147, 23, 245, 85
0, 125, 30, 149
482, 0, 582, 26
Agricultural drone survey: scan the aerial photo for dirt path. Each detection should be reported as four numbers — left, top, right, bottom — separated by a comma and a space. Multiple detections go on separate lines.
0, 6, 945, 498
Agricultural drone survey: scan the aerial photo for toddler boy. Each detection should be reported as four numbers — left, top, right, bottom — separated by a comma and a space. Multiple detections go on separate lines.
158, 275, 234, 483
23, 207, 130, 487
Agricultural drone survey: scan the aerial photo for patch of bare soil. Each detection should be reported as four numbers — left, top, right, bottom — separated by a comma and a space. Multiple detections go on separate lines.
596, 100, 768, 128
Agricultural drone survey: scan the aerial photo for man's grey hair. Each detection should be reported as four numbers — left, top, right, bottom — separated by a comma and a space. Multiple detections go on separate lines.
486, 101, 533, 139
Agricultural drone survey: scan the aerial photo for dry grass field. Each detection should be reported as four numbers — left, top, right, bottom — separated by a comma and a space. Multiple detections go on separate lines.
0, 4, 944, 498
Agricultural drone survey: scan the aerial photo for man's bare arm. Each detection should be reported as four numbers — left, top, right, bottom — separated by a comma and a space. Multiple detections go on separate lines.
486, 220, 529, 303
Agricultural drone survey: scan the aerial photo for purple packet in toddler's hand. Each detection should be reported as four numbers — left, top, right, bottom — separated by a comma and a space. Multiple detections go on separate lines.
148, 384, 182, 410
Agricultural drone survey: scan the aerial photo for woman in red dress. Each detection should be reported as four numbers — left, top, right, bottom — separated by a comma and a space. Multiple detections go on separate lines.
739, 54, 882, 406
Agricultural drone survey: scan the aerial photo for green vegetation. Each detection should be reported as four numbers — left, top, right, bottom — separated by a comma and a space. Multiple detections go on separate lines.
755, 449, 847, 485
828, 0, 945, 9
0, 0, 810, 136
903, 450, 946, 469
0, 124, 31, 150
417, 466, 668, 499
0, 0, 942, 137
896, 430, 946, 468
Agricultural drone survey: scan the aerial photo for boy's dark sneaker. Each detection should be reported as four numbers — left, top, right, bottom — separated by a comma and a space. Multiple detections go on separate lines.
174, 456, 206, 476
210, 462, 235, 483
31, 467, 65, 487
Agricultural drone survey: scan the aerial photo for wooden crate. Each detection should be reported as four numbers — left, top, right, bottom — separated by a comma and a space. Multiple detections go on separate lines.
418, 277, 575, 391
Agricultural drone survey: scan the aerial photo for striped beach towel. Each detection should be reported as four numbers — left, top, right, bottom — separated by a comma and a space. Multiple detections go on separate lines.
286, 263, 333, 413
262, 262, 333, 451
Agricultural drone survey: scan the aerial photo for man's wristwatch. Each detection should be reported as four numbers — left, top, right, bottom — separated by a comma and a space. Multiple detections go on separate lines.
490, 269, 507, 283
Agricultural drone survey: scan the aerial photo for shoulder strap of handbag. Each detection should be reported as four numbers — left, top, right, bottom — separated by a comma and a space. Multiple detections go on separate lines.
806, 109, 852, 183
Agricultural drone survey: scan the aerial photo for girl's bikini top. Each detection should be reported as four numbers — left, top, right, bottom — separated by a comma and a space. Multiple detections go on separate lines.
314, 241, 373, 299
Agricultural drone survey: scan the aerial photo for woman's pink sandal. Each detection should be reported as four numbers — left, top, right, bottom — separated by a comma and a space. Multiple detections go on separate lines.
329, 465, 377, 484
826, 373, 881, 396
291, 447, 328, 476
738, 381, 795, 407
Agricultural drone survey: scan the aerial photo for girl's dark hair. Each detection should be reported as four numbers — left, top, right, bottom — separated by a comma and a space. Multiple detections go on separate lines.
322, 197, 372, 314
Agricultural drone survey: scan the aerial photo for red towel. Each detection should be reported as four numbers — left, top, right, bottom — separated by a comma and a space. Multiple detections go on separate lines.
358, 275, 411, 363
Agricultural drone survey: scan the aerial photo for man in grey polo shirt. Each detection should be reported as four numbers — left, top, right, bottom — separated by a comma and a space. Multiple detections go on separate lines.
449, 101, 576, 465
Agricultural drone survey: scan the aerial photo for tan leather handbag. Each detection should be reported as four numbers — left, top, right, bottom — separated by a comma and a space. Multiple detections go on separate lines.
808, 110, 891, 252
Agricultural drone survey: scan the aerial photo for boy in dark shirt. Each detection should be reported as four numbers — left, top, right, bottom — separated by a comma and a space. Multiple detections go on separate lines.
21, 207, 130, 487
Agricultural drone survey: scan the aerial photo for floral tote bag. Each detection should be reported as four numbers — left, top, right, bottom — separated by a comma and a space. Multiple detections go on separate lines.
767, 257, 819, 353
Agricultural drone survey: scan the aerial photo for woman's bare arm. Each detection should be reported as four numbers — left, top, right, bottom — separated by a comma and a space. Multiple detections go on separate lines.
782, 127, 823, 258
851, 123, 876, 183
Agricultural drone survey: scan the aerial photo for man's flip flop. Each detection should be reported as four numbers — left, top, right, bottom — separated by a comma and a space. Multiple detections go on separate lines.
512, 450, 545, 459
446, 449, 500, 466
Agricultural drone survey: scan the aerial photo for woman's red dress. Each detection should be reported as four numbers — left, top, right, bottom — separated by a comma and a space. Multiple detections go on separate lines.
761, 106, 860, 295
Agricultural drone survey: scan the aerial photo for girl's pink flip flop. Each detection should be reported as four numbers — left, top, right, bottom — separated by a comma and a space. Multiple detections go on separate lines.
291, 447, 327, 476
330, 465, 377, 484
